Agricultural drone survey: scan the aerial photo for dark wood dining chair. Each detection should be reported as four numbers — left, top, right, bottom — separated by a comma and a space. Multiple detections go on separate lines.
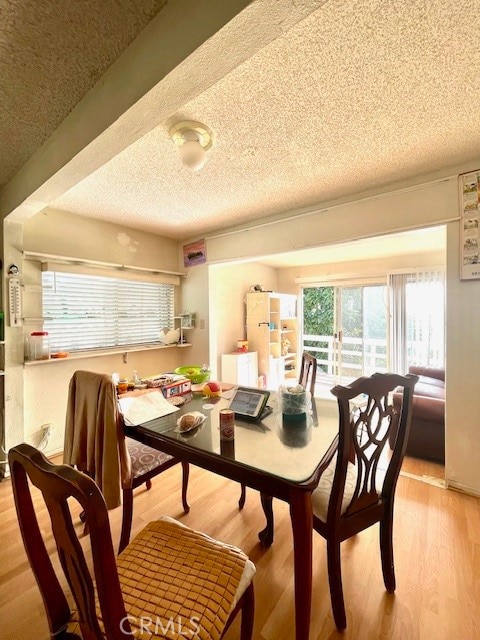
315, 372, 419, 629
64, 370, 190, 553
258, 372, 418, 629
298, 351, 318, 396
8, 443, 255, 640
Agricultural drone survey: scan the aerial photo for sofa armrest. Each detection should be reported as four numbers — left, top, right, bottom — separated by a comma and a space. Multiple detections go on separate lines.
408, 365, 445, 382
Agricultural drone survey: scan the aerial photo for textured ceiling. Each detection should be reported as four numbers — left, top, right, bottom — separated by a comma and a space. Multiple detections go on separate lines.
0, 0, 477, 255
0, 0, 168, 186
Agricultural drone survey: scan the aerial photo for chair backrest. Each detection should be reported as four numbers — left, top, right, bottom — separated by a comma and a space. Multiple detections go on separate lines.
299, 352, 318, 395
64, 370, 131, 508
8, 443, 130, 640
328, 372, 418, 523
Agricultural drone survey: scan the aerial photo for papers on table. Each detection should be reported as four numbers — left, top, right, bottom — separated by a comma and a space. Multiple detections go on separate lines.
119, 392, 179, 426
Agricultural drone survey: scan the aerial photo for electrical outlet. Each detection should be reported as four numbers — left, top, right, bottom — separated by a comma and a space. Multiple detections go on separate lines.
200, 319, 205, 329
41, 423, 52, 438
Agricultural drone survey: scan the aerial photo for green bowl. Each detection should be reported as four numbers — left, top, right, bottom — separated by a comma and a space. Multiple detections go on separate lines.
175, 366, 210, 384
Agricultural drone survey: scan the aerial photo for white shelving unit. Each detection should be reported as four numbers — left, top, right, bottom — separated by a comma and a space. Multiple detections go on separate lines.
174, 313, 195, 345
246, 292, 298, 390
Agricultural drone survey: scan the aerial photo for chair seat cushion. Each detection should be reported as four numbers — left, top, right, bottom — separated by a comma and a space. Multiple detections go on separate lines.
312, 455, 384, 523
115, 516, 255, 640
126, 438, 174, 480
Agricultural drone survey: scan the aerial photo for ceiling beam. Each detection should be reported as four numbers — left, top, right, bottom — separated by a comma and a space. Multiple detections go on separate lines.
0, 0, 327, 223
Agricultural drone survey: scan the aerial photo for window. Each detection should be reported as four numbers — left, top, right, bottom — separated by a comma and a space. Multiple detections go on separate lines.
42, 271, 174, 353
388, 269, 445, 373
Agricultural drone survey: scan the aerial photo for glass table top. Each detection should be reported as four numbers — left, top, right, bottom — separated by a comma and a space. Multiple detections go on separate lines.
130, 390, 338, 484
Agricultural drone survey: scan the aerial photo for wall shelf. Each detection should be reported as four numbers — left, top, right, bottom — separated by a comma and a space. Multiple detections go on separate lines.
23, 342, 192, 365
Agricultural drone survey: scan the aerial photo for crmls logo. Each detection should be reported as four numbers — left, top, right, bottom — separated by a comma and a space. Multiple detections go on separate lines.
120, 615, 201, 636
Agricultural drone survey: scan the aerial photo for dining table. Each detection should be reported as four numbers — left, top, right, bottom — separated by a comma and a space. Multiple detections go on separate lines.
123, 386, 338, 640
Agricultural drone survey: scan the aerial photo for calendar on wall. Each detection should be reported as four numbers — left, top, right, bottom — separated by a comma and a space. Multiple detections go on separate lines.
459, 170, 480, 280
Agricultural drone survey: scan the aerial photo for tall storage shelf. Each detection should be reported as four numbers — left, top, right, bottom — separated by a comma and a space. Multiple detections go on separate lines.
246, 291, 298, 390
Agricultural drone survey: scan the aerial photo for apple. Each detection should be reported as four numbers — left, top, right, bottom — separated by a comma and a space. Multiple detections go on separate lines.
203, 381, 222, 397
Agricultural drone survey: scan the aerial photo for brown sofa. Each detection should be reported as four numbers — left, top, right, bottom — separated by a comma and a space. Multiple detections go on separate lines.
389, 365, 445, 463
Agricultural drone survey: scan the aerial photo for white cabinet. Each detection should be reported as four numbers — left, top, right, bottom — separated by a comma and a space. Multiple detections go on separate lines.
221, 352, 258, 387
246, 292, 298, 390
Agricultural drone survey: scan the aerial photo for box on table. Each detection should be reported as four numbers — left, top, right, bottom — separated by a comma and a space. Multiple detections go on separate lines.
160, 377, 192, 398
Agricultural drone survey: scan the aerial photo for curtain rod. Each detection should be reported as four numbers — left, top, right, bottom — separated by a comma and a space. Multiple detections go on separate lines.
23, 251, 186, 278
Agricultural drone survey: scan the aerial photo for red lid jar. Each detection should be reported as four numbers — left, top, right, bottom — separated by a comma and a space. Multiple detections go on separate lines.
29, 331, 50, 361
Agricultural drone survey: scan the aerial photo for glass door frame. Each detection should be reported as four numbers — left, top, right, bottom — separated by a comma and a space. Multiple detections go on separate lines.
301, 277, 388, 393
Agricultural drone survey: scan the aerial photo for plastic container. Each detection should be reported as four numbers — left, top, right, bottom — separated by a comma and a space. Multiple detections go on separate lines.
29, 331, 50, 360
278, 384, 311, 421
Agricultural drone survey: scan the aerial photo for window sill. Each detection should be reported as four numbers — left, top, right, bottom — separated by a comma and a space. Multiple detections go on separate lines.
23, 342, 192, 365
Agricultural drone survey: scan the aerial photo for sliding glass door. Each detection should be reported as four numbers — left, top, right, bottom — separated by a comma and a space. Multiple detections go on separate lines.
303, 283, 387, 388
339, 285, 387, 381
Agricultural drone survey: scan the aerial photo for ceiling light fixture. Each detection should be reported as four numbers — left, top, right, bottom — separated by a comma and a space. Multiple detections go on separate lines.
169, 120, 213, 172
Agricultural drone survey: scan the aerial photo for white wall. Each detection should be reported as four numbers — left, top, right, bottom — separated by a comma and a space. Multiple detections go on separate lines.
209, 262, 278, 379
24, 208, 179, 269
205, 177, 457, 262
178, 263, 210, 372
276, 250, 445, 293
445, 221, 480, 494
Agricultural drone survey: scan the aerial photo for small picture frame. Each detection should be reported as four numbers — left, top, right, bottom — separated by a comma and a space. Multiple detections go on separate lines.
183, 239, 207, 267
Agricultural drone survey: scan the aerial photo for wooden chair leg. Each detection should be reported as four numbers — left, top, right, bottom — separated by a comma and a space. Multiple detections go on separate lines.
258, 493, 274, 547
380, 509, 396, 592
221, 583, 255, 640
181, 461, 190, 513
240, 583, 255, 640
119, 487, 133, 554
145, 478, 152, 490
327, 539, 346, 630
239, 483, 246, 509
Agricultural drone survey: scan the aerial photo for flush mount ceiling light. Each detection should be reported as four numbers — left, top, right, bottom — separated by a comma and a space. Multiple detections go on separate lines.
169, 120, 213, 171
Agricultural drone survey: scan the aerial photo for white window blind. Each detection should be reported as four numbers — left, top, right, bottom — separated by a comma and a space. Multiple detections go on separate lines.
42, 271, 174, 352
388, 269, 445, 373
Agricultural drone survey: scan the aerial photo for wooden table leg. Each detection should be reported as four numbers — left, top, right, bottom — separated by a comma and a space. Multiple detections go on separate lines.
289, 490, 313, 640
258, 493, 274, 546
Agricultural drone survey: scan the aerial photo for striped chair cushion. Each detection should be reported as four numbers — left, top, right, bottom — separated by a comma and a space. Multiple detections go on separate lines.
115, 517, 255, 639
68, 517, 255, 639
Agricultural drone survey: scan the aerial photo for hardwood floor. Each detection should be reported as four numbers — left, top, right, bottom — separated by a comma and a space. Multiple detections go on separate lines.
1, 455, 479, 640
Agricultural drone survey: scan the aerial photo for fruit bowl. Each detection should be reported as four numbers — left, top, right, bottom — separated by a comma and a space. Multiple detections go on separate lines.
175, 366, 210, 384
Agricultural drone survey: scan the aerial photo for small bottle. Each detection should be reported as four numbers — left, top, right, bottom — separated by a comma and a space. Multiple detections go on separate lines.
132, 370, 140, 385
117, 378, 128, 394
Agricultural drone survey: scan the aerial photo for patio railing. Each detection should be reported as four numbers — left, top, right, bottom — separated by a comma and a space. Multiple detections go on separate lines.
302, 334, 387, 381
302, 333, 444, 384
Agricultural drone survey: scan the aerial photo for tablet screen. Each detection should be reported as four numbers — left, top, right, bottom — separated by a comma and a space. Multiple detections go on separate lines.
228, 388, 269, 418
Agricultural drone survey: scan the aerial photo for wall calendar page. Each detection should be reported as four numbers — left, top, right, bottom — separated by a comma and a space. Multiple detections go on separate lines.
459, 170, 480, 280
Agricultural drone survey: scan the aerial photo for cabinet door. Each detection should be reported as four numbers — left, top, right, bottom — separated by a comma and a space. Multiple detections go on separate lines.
221, 352, 258, 386
246, 292, 269, 324
243, 352, 258, 386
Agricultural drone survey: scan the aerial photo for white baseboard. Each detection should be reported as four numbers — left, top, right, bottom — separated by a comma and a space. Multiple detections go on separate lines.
446, 479, 480, 498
